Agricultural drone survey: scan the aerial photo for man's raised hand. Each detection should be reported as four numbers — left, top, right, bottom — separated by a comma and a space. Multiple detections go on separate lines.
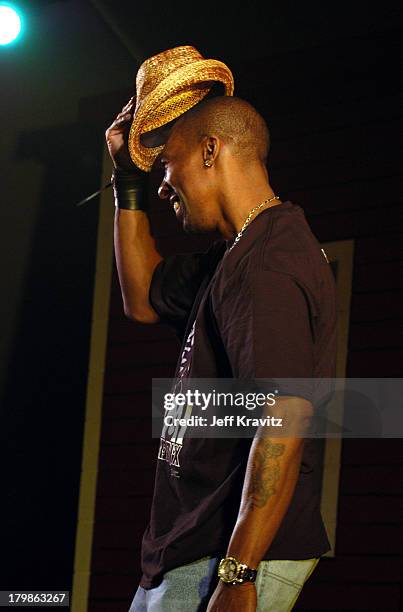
105, 96, 140, 173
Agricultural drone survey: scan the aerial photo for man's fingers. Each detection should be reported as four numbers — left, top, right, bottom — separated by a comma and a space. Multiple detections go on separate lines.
121, 96, 135, 113
109, 97, 135, 129
105, 99, 135, 138
117, 112, 132, 122
109, 112, 132, 131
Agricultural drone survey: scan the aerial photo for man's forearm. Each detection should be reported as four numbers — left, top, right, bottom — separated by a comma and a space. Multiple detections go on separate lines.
106, 101, 164, 324
226, 397, 312, 568
114, 208, 163, 323
226, 435, 304, 567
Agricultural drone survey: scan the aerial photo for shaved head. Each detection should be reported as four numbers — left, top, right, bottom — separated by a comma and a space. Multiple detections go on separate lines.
174, 96, 270, 164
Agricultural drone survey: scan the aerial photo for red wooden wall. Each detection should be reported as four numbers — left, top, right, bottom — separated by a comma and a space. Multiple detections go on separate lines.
89, 30, 403, 611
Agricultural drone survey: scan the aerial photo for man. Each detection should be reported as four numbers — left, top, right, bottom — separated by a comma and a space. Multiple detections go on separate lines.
106, 94, 337, 611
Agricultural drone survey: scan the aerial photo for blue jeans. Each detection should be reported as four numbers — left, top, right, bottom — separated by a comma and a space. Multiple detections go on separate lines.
129, 556, 320, 612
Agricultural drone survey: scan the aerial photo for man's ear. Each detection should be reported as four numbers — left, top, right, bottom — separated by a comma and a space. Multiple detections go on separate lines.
202, 136, 221, 165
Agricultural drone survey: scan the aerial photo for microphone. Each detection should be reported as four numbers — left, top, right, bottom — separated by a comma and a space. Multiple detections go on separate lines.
76, 182, 112, 207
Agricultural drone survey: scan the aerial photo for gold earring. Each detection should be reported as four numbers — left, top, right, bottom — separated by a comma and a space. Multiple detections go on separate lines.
204, 160, 213, 167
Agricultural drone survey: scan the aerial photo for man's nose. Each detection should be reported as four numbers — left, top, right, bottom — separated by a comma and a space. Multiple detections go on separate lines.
158, 179, 171, 200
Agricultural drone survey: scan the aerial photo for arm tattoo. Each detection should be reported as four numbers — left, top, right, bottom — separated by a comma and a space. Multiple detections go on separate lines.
248, 440, 285, 509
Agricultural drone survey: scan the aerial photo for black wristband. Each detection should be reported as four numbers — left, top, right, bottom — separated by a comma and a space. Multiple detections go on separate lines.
112, 168, 148, 211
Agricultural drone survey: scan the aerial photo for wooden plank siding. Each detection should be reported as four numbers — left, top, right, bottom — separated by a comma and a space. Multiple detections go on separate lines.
88, 30, 403, 611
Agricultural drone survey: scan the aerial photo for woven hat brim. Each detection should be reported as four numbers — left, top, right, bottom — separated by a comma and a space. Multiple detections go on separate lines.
128, 60, 234, 172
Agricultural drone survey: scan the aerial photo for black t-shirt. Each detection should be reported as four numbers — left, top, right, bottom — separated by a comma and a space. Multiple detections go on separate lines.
140, 201, 337, 589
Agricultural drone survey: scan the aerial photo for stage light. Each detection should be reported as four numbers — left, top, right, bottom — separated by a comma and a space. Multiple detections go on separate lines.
0, 4, 22, 46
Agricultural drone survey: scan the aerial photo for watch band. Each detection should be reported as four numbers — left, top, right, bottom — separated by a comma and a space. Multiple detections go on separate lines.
241, 566, 258, 583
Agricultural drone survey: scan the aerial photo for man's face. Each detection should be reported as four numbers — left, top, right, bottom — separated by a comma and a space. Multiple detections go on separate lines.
140, 118, 177, 147
158, 124, 216, 233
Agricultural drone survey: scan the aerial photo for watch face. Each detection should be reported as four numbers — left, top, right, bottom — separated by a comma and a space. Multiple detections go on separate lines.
218, 557, 239, 582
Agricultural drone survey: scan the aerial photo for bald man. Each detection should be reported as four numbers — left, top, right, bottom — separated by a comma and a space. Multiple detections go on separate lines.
106, 96, 337, 612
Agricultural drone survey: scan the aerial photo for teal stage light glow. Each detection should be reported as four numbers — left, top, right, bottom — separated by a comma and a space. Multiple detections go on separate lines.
0, 4, 22, 45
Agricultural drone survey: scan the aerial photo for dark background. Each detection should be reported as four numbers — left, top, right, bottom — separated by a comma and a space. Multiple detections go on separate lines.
0, 0, 402, 610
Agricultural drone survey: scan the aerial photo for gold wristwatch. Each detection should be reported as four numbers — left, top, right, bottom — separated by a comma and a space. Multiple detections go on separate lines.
218, 556, 257, 585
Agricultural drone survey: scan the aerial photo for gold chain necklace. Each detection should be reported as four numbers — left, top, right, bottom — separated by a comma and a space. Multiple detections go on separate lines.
228, 195, 280, 252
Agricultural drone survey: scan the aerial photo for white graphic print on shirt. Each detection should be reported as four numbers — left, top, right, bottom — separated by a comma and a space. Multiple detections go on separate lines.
157, 320, 195, 474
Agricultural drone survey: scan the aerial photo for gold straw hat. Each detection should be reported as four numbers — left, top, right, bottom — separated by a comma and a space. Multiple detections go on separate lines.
128, 45, 234, 171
